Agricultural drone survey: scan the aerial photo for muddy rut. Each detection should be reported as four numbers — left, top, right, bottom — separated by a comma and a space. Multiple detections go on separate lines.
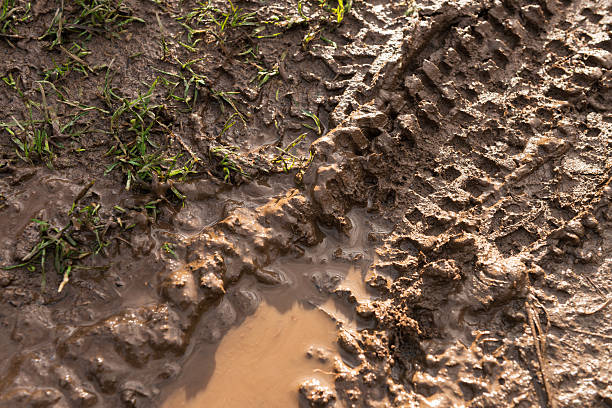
0, 0, 611, 407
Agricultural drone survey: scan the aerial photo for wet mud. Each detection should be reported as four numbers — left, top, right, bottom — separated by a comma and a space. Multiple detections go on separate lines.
1, 0, 611, 407
162, 301, 337, 408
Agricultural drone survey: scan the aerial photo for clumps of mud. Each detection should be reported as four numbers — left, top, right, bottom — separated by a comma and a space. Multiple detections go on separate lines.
1, 0, 611, 407
298, 0, 612, 406
159, 189, 320, 322
300, 379, 337, 407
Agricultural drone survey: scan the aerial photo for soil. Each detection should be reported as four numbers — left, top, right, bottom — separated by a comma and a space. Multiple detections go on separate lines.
0, 0, 610, 407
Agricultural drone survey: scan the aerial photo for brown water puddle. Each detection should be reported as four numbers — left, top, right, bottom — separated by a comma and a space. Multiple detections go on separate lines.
162, 301, 337, 408
160, 208, 383, 407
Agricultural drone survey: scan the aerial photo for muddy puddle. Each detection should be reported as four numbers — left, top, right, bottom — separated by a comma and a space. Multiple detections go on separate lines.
162, 301, 337, 408
160, 208, 379, 407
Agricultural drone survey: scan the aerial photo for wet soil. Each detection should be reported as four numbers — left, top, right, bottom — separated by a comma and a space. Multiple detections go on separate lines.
162, 301, 337, 408
1, 0, 611, 407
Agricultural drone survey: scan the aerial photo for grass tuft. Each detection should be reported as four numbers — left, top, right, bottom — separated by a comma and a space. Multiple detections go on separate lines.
301, 110, 322, 135
103, 74, 196, 195
40, 0, 144, 48
0, 0, 31, 38
318, 0, 352, 23
210, 146, 247, 183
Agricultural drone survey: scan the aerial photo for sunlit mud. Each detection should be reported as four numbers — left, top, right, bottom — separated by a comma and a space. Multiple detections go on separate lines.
162, 301, 337, 408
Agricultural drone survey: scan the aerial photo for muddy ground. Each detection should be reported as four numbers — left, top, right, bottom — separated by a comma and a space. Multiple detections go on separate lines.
0, 0, 610, 407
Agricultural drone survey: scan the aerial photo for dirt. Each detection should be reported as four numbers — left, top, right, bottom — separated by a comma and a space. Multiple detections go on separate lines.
0, 0, 611, 407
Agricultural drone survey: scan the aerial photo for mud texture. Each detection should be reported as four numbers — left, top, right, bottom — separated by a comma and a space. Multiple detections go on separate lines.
0, 0, 611, 407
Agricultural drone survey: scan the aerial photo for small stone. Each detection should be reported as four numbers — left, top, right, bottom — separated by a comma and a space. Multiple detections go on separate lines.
337, 328, 361, 355
121, 381, 155, 407
422, 259, 462, 281
306, 346, 331, 363
0, 270, 12, 287
254, 268, 288, 286
159, 362, 181, 380
355, 301, 376, 318
353, 109, 387, 129
581, 215, 599, 229
333, 127, 369, 151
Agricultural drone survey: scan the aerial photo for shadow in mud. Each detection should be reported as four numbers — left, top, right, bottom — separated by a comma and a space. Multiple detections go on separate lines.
159, 208, 385, 407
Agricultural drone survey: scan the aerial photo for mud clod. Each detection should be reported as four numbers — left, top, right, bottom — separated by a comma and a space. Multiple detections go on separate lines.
299, 379, 336, 408
160, 267, 200, 311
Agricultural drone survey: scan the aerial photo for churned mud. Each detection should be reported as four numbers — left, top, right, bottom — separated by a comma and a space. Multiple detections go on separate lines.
0, 0, 611, 407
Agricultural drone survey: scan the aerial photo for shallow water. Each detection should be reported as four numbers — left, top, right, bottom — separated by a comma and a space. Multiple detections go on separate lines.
161, 208, 380, 407
162, 301, 338, 408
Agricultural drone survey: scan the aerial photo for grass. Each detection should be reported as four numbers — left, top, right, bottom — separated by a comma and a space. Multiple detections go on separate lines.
329, 0, 349, 23
155, 57, 210, 112
218, 0, 257, 31
2, 218, 84, 292
12, 128, 54, 167
297, 0, 352, 47
40, 0, 144, 48
404, 0, 419, 16
0, 75, 70, 166
302, 110, 322, 135
1, 181, 115, 292
316, 0, 352, 23
211, 89, 242, 115
2, 216, 94, 293
1, 110, 55, 168
1, 72, 24, 97
298, 1, 308, 20
219, 112, 239, 137
73, 0, 141, 29
162, 242, 178, 259
44, 42, 93, 81
107, 149, 197, 194
72, 202, 111, 255
103, 75, 163, 188
0, 0, 339, 291
102, 73, 196, 195
182, 0, 257, 33
177, 0, 257, 52
0, 0, 30, 38
2, 0, 331, 195
0, 0, 333, 298
271, 133, 308, 172
255, 66, 279, 88
59, 110, 92, 141
210, 146, 247, 183
177, 0, 301, 56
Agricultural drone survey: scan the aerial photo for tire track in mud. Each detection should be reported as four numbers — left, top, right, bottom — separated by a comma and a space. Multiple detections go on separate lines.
0, 0, 610, 406
0, 1, 413, 407
301, 0, 611, 406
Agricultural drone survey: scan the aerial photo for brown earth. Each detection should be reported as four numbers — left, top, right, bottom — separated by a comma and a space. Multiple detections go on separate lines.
0, 0, 611, 407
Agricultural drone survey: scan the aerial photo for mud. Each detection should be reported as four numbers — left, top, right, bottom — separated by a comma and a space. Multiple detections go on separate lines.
1, 0, 611, 407
162, 301, 337, 408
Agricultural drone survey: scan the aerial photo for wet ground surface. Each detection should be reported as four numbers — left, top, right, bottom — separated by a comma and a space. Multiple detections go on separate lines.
162, 301, 337, 407
0, 0, 611, 407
